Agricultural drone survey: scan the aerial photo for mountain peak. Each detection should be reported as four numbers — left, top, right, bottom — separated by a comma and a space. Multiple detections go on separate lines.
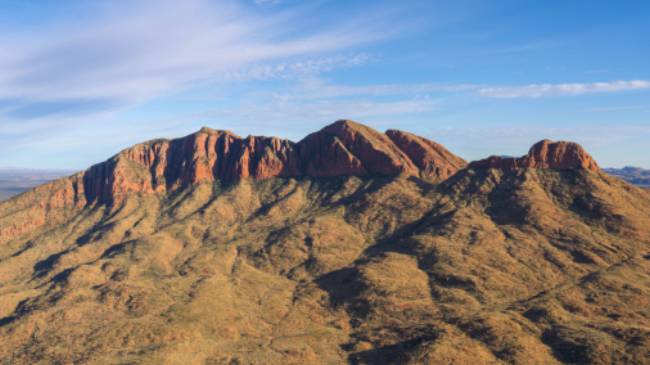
469, 139, 599, 171
299, 120, 422, 177
385, 129, 467, 180
526, 139, 599, 170
324, 119, 366, 131
196, 126, 240, 138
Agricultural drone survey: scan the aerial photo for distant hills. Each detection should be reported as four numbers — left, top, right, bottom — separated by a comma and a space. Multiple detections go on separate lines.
0, 168, 73, 201
604, 166, 650, 187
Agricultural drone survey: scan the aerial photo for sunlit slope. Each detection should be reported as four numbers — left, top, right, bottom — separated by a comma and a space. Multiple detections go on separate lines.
0, 168, 648, 364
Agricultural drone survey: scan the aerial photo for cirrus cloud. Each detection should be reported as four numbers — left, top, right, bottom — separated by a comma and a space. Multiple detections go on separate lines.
478, 80, 650, 98
0, 0, 388, 120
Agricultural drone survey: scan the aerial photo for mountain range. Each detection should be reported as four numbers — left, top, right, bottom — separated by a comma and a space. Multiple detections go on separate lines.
603, 167, 650, 187
0, 120, 649, 364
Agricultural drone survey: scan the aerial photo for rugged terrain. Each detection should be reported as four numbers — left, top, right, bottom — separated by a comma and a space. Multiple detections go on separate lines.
0, 120, 649, 365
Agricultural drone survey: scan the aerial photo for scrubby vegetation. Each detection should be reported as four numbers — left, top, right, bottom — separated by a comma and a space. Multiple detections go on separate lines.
0, 169, 649, 364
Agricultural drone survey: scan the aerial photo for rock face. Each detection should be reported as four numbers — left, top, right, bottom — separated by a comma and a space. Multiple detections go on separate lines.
82, 129, 302, 205
6, 124, 604, 213
0, 123, 605, 242
385, 129, 467, 181
51, 120, 468, 206
1, 120, 469, 241
469, 139, 600, 172
297, 120, 420, 177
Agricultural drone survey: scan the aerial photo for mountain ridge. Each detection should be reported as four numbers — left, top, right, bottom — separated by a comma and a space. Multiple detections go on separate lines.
6, 120, 470, 208
0, 120, 605, 247
5, 120, 606, 210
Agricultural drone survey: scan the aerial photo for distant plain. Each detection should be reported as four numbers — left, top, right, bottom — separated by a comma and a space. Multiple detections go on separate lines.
0, 168, 73, 201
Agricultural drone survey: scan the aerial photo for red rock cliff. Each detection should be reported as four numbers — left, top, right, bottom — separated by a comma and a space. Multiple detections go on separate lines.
385, 129, 467, 181
469, 139, 600, 172
0, 121, 463, 213
298, 120, 420, 177
76, 120, 469, 206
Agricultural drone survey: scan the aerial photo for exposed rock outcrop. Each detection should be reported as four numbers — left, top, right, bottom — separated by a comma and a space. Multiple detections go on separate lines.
298, 120, 419, 177
2, 123, 601, 217
81, 129, 301, 205
385, 129, 467, 181
73, 120, 468, 206
469, 139, 600, 172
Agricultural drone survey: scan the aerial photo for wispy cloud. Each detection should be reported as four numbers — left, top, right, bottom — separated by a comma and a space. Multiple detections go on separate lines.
0, 0, 387, 120
215, 98, 437, 123
254, 0, 282, 5
582, 105, 646, 113
478, 80, 650, 98
225, 54, 372, 81
283, 78, 478, 99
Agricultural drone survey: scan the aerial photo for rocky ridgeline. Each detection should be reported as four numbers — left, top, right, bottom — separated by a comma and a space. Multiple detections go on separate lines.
69, 120, 470, 206
0, 120, 603, 242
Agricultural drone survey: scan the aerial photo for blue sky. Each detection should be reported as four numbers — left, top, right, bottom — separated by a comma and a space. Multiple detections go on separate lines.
1, 0, 649, 169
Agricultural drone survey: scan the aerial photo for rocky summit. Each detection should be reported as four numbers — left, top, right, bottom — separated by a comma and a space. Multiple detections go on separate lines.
469, 139, 600, 171
0, 120, 649, 365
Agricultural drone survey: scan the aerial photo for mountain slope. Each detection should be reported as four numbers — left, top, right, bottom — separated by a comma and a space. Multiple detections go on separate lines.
0, 121, 648, 364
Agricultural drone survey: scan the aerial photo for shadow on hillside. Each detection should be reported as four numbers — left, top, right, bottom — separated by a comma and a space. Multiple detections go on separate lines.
32, 250, 69, 278
316, 267, 365, 310
0, 315, 16, 327
348, 333, 438, 365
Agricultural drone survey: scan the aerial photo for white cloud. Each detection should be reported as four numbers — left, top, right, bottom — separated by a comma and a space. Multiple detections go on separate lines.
196, 77, 443, 129
219, 99, 438, 122
290, 78, 478, 99
0, 0, 386, 118
478, 80, 650, 98
225, 54, 372, 80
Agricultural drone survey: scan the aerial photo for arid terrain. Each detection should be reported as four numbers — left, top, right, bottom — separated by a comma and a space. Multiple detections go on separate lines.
0, 120, 649, 364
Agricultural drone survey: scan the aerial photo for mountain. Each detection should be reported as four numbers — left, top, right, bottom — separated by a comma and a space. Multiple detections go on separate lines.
0, 168, 73, 202
603, 166, 650, 187
0, 120, 649, 364
469, 139, 599, 171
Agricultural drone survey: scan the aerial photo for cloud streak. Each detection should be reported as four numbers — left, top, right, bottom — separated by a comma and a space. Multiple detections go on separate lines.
0, 0, 386, 119
478, 80, 650, 98
225, 54, 372, 81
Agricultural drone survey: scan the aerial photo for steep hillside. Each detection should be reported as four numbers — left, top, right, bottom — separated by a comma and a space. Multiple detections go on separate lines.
0, 121, 648, 364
